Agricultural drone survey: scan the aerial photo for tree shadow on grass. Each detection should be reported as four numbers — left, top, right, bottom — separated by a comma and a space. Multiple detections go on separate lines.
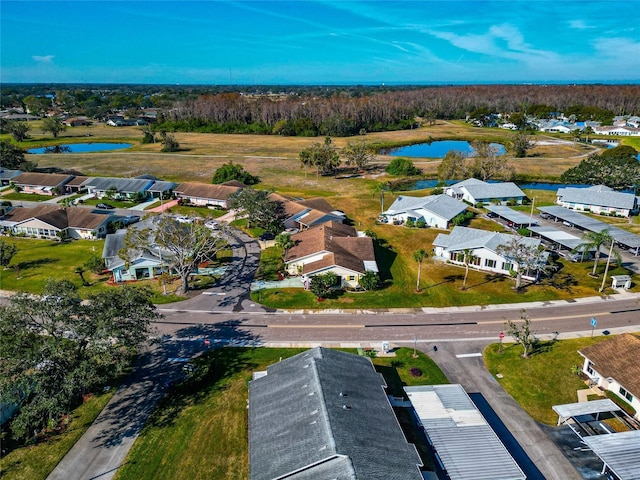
91, 319, 261, 447
424, 275, 458, 289
14, 257, 58, 270
464, 273, 507, 290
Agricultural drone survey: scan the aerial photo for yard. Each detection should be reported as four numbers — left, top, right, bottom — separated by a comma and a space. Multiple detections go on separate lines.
113, 347, 446, 480
483, 335, 636, 425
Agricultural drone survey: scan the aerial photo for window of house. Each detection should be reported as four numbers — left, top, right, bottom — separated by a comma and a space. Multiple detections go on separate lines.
619, 386, 634, 402
348, 275, 355, 281
485, 259, 496, 268
472, 257, 481, 266
502, 262, 514, 271
586, 362, 595, 376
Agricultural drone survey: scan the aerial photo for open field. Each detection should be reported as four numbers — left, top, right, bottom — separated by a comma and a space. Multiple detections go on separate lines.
5, 120, 606, 189
113, 347, 446, 480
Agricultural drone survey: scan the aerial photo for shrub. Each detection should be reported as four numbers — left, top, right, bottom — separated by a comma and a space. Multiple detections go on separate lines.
410, 367, 423, 377
405, 218, 415, 228
385, 157, 421, 176
416, 219, 426, 228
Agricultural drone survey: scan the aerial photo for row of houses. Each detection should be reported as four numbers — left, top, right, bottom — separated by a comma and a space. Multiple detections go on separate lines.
0, 204, 115, 239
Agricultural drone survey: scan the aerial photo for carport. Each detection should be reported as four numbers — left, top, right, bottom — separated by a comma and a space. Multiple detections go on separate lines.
538, 206, 640, 255
405, 384, 526, 480
528, 225, 582, 251
553, 399, 640, 479
485, 205, 537, 228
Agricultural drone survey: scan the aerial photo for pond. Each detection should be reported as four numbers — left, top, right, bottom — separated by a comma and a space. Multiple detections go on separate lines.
384, 140, 506, 158
27, 143, 132, 154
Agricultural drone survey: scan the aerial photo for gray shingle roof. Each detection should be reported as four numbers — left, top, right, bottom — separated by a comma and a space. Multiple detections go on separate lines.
384, 194, 467, 221
557, 185, 637, 210
83, 177, 154, 193
449, 179, 525, 201
249, 347, 422, 480
433, 226, 540, 253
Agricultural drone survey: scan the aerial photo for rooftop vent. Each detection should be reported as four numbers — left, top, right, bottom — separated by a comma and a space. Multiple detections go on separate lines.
342, 405, 351, 410
339, 391, 347, 397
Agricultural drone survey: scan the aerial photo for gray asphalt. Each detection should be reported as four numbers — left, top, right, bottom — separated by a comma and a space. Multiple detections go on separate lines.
43, 227, 640, 480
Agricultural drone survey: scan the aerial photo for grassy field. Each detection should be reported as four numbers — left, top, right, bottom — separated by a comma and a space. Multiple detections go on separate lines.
483, 336, 636, 425
113, 347, 445, 480
0, 391, 115, 480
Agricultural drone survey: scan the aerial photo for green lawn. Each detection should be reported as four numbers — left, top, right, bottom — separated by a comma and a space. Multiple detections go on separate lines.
0, 237, 112, 295
2, 192, 58, 202
0, 391, 115, 480
114, 347, 446, 480
254, 246, 283, 281
483, 335, 636, 425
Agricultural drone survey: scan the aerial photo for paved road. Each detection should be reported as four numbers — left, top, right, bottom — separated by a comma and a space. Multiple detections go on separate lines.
45, 226, 640, 480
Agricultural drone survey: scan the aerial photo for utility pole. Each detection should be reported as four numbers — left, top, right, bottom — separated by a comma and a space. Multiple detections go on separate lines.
598, 239, 615, 293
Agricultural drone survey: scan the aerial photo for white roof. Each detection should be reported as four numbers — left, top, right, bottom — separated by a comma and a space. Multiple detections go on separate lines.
405, 385, 525, 480
552, 399, 619, 420
583, 431, 640, 480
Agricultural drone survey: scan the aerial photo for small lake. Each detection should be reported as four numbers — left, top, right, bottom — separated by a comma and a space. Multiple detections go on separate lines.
384, 140, 506, 158
27, 143, 132, 154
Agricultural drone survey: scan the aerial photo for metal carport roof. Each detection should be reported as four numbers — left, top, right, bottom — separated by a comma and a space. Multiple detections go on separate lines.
405, 384, 525, 480
485, 205, 536, 226
528, 225, 583, 250
538, 206, 640, 250
583, 431, 640, 480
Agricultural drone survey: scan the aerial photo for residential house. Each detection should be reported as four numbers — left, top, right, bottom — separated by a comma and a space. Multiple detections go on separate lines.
83, 177, 155, 200
445, 178, 526, 206
593, 126, 640, 137
556, 185, 638, 218
0, 167, 22, 186
63, 117, 91, 127
248, 347, 423, 480
270, 193, 346, 230
1, 205, 114, 239
381, 194, 468, 229
579, 333, 640, 418
146, 180, 176, 199
536, 120, 581, 133
102, 223, 166, 282
64, 176, 90, 193
173, 181, 245, 208
433, 226, 543, 280
106, 116, 147, 127
284, 221, 378, 289
12, 172, 74, 195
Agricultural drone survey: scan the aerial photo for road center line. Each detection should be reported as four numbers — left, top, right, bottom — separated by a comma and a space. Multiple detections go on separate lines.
268, 324, 366, 329
478, 311, 612, 324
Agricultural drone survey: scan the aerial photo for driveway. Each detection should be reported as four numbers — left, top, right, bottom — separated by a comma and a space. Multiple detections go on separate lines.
424, 340, 580, 480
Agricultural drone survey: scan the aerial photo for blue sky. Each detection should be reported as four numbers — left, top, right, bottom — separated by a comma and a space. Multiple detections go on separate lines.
1, 1, 639, 84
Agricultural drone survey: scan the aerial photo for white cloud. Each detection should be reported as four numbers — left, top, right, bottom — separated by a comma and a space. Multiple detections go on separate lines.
568, 20, 593, 30
32, 55, 55, 63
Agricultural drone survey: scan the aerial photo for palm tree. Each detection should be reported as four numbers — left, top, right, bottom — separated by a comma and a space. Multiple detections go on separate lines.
370, 182, 390, 215
577, 229, 615, 276
460, 248, 476, 290
275, 233, 295, 259
413, 249, 429, 291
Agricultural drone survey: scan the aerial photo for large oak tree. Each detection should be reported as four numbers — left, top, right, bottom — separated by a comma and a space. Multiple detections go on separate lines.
0, 280, 159, 440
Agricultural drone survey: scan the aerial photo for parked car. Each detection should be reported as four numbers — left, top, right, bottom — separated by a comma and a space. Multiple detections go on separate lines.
96, 203, 115, 210
204, 220, 219, 230
539, 212, 552, 220
123, 215, 141, 225
175, 216, 193, 224
259, 232, 275, 241
568, 251, 594, 262
487, 212, 498, 218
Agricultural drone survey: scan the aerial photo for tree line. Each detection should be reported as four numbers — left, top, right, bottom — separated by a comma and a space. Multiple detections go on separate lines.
159, 84, 640, 136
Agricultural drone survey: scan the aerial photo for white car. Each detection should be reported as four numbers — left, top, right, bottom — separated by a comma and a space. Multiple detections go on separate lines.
204, 220, 219, 230
175, 216, 193, 224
